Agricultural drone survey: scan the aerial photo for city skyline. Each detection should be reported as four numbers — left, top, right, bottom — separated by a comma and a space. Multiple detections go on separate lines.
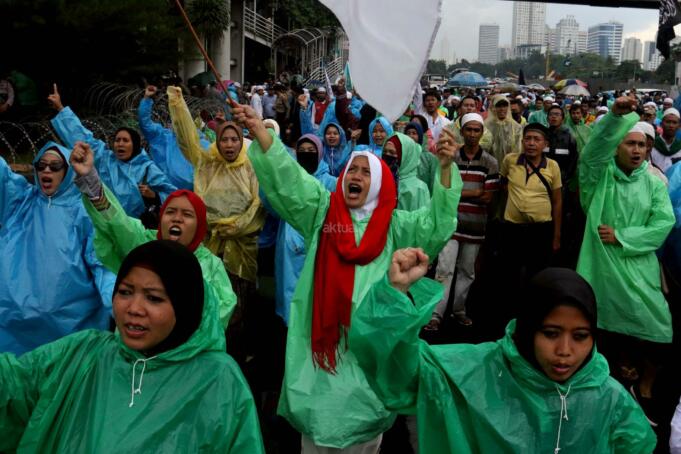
431, 0, 666, 63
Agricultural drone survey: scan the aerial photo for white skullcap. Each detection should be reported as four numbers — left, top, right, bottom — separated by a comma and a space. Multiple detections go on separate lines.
644, 101, 658, 110
663, 107, 680, 119
630, 121, 655, 140
597, 106, 609, 113
451, 95, 461, 102
317, 86, 326, 93
461, 113, 484, 128
516, 95, 523, 100
544, 96, 555, 102
664, 97, 674, 104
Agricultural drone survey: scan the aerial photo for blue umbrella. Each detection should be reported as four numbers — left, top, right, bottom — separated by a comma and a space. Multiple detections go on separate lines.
448, 71, 488, 88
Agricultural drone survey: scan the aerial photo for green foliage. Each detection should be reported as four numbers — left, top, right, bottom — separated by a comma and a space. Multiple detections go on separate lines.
186, 0, 230, 38
0, 0, 183, 88
435, 50, 676, 85
269, 0, 338, 29
427, 59, 447, 75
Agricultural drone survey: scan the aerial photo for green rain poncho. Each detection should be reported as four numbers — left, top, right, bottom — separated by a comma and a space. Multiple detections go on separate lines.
247, 130, 462, 448
82, 186, 236, 328
528, 108, 549, 127
349, 276, 656, 453
387, 132, 431, 211
577, 112, 675, 343
0, 282, 264, 452
565, 113, 592, 153
484, 95, 523, 165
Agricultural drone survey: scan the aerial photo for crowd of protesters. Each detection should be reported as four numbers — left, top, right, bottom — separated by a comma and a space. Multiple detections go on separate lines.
1, 69, 681, 454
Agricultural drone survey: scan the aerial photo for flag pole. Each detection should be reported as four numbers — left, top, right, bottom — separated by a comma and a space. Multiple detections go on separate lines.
174, 0, 238, 107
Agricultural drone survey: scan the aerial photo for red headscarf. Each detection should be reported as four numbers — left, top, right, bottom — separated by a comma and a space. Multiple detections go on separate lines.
156, 190, 208, 253
312, 154, 397, 373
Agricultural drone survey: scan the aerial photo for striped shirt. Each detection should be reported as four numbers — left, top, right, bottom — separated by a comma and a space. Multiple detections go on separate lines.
453, 148, 499, 243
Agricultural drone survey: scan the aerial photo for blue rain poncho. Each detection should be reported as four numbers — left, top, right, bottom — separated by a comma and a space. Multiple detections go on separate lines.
0, 142, 115, 355
51, 107, 177, 218
321, 123, 352, 177
137, 97, 211, 190
273, 157, 337, 325
367, 117, 394, 157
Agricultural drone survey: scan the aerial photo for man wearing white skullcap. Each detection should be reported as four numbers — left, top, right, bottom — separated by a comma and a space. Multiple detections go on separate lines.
429, 112, 499, 330
652, 107, 681, 172
577, 97, 675, 403
636, 121, 669, 185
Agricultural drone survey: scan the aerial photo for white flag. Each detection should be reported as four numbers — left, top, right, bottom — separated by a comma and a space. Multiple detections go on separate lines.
320, 0, 442, 122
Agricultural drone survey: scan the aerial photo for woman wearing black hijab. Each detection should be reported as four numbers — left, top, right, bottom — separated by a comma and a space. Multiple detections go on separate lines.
350, 248, 656, 453
0, 240, 264, 453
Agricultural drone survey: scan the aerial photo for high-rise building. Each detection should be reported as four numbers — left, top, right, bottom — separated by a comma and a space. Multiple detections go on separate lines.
556, 15, 580, 55
587, 22, 624, 64
545, 26, 559, 53
644, 40, 663, 71
577, 31, 588, 54
499, 46, 513, 62
512, 2, 547, 56
479, 24, 500, 64
621, 37, 643, 64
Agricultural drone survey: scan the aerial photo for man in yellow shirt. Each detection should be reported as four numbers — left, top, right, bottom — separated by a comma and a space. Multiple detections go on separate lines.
499, 123, 562, 305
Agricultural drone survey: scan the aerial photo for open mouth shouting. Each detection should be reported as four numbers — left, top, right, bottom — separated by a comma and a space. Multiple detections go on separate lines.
347, 183, 363, 196
40, 175, 55, 192
167, 225, 183, 241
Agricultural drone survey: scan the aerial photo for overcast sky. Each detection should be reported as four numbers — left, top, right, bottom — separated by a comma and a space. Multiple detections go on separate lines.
431, 0, 668, 61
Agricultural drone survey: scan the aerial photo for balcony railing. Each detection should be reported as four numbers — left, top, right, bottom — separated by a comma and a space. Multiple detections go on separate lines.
244, 7, 286, 46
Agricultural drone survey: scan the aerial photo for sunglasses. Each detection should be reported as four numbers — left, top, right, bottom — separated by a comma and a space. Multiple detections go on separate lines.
34, 160, 66, 172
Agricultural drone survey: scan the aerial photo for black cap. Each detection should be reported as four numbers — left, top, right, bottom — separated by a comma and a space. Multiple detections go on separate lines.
523, 122, 550, 138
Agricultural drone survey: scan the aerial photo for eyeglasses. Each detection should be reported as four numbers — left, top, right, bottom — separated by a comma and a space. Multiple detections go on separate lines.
34, 161, 66, 172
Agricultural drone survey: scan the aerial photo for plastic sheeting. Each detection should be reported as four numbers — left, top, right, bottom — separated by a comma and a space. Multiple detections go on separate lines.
349, 275, 657, 453
51, 107, 177, 218
0, 282, 264, 453
577, 112, 675, 343
168, 87, 265, 282
0, 142, 114, 355
248, 129, 461, 448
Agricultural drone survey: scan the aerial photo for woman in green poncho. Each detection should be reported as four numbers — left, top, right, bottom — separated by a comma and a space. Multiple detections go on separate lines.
350, 248, 656, 453
233, 104, 462, 451
0, 240, 264, 453
69, 141, 236, 329
382, 132, 431, 211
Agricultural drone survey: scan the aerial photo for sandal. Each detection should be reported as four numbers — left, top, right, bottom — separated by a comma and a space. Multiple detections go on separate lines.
453, 314, 473, 327
424, 317, 441, 331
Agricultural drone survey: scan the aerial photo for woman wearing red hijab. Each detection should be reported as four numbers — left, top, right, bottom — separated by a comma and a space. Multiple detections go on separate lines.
234, 105, 463, 452
69, 141, 236, 328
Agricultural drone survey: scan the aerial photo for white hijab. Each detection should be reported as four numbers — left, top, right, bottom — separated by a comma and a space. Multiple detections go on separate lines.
341, 151, 383, 221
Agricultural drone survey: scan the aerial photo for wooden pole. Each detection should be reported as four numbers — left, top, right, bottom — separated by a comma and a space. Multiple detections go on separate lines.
174, 0, 238, 107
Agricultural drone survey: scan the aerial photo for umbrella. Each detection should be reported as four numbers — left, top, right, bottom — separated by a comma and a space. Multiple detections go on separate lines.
448, 71, 488, 88
553, 79, 588, 90
494, 82, 520, 92
528, 83, 545, 91
188, 71, 216, 87
559, 85, 591, 97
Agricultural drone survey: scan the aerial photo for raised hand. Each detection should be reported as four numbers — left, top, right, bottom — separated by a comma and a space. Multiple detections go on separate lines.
297, 94, 308, 110
138, 184, 156, 199
144, 85, 158, 98
47, 83, 64, 111
232, 103, 272, 152
436, 128, 461, 169
70, 141, 95, 176
388, 248, 430, 294
611, 96, 638, 116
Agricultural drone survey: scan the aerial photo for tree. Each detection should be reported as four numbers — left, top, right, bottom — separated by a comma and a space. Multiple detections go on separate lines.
427, 59, 447, 75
